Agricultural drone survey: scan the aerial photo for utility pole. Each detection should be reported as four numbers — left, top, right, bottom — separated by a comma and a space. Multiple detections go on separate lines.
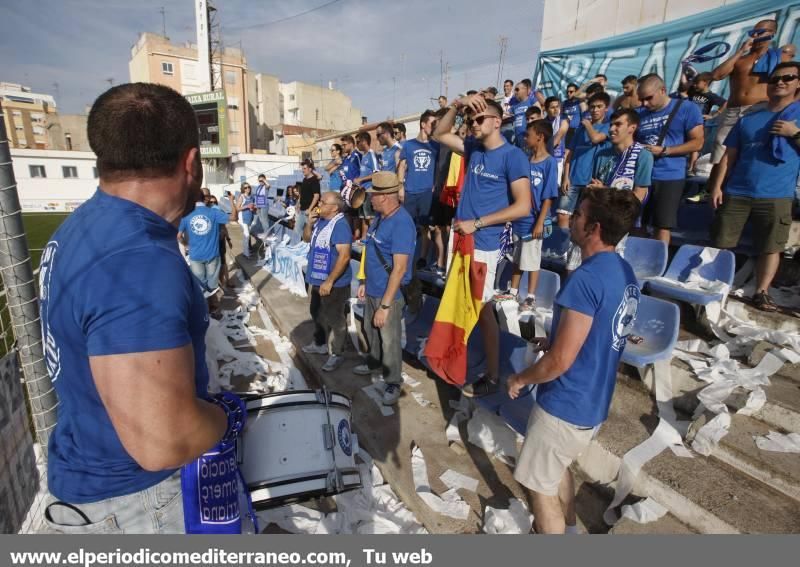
444, 62, 450, 99
52, 82, 60, 102
392, 76, 397, 119
0, 101, 58, 457
496, 36, 508, 90
105, 78, 114, 87
439, 51, 444, 96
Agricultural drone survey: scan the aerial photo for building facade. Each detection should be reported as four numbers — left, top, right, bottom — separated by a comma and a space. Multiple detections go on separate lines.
278, 81, 363, 133
0, 83, 58, 150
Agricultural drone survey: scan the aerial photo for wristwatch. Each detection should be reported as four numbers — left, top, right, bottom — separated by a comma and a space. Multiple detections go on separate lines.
380, 304, 392, 310
792, 131, 800, 141
474, 217, 484, 230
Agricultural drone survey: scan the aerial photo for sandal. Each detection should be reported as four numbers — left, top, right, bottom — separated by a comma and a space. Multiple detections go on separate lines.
753, 291, 778, 313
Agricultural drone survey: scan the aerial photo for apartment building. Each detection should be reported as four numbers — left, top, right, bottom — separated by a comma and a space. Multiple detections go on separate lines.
0, 83, 58, 149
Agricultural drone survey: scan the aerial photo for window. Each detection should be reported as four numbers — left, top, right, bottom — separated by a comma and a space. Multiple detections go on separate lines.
29, 165, 46, 178
161, 61, 174, 75
62, 166, 78, 178
93, 167, 99, 179
289, 94, 295, 101
225, 70, 236, 85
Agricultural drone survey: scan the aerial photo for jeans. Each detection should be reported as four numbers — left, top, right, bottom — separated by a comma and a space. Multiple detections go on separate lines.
556, 185, 583, 215
309, 284, 350, 356
42, 471, 184, 534
295, 210, 308, 236
239, 215, 256, 257
190, 256, 222, 292
363, 295, 405, 385
255, 207, 271, 236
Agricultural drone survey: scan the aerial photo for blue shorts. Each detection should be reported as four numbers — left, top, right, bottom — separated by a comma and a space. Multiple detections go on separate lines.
403, 191, 433, 226
557, 185, 583, 215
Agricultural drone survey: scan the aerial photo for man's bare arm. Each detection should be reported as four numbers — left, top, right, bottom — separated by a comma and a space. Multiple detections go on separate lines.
91, 346, 227, 471
711, 39, 753, 81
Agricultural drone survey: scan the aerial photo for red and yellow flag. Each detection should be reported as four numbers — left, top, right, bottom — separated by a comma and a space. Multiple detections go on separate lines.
423, 233, 486, 386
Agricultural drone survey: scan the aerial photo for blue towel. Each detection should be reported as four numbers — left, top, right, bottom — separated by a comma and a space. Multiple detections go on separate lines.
752, 47, 781, 76
771, 101, 800, 163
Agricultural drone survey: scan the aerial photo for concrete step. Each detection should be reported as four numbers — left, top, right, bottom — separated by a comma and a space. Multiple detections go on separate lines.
580, 379, 800, 534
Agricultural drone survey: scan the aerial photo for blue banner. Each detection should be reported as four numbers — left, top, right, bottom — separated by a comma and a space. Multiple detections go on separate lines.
535, 0, 800, 100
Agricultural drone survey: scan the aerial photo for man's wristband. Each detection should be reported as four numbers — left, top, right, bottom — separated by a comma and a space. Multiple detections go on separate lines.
380, 303, 392, 310
660, 146, 669, 157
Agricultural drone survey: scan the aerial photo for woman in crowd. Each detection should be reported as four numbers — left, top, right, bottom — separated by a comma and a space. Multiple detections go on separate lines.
326, 144, 344, 191
236, 182, 257, 258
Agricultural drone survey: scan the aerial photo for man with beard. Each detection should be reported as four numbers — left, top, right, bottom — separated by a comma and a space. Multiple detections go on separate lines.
37, 83, 228, 533
614, 76, 640, 110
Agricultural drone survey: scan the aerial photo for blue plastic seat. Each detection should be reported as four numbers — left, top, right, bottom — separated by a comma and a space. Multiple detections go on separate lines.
620, 295, 680, 367
541, 227, 570, 270
645, 245, 734, 306
624, 236, 667, 288
516, 269, 561, 309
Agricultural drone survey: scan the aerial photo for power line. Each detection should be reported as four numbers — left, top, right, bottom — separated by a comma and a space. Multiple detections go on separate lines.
231, 0, 344, 31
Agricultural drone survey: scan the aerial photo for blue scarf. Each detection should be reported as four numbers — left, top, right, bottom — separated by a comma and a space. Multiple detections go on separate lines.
771, 101, 800, 163
752, 47, 781, 76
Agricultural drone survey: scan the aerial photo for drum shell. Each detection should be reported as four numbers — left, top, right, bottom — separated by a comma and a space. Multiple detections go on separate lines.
349, 186, 366, 209
240, 390, 361, 509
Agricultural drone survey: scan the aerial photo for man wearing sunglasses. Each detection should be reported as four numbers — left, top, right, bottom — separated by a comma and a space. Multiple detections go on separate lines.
709, 62, 800, 312
561, 83, 582, 148
509, 79, 546, 149
433, 94, 532, 397
710, 19, 780, 164
635, 73, 704, 245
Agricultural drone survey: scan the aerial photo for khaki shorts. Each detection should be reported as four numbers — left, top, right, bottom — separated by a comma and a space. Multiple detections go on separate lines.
711, 196, 793, 255
511, 236, 543, 272
514, 404, 598, 496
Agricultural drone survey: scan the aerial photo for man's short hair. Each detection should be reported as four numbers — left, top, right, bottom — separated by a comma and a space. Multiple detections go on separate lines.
420, 110, 436, 125
340, 135, 355, 145
622, 75, 638, 85
300, 158, 315, 170
693, 72, 714, 84
638, 73, 665, 90
609, 108, 640, 127
527, 119, 553, 142
504, 79, 514, 86
482, 99, 504, 118
586, 82, 604, 96
438, 95, 447, 101
87, 83, 199, 181
466, 90, 478, 96
258, 173, 266, 180
581, 187, 641, 246
594, 74, 608, 81
377, 122, 394, 136
484, 86, 498, 96
544, 96, 560, 108
394, 123, 406, 135
525, 106, 542, 118
356, 131, 371, 145
521, 78, 532, 88
567, 82, 579, 90
587, 92, 611, 107
773, 60, 800, 76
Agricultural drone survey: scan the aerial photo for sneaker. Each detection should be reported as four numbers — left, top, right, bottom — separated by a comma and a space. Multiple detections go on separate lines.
382, 384, 402, 405
353, 363, 376, 376
462, 375, 500, 398
434, 266, 446, 278
321, 355, 344, 372
492, 289, 517, 302
519, 296, 536, 313
301, 342, 328, 355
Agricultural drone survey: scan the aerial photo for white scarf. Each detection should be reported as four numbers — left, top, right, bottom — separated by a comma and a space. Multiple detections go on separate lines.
312, 212, 344, 250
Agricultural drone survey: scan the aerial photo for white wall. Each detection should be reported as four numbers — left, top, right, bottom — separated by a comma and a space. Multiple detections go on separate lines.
11, 149, 97, 211
541, 0, 743, 50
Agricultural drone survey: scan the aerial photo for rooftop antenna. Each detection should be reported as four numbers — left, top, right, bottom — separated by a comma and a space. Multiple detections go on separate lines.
105, 78, 114, 87
159, 6, 168, 38
496, 36, 508, 90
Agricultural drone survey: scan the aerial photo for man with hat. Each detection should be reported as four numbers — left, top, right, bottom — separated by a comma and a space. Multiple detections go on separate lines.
354, 171, 416, 406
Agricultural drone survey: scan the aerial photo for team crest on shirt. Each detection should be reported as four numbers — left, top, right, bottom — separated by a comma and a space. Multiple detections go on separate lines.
611, 285, 640, 351
190, 214, 212, 236
413, 150, 431, 171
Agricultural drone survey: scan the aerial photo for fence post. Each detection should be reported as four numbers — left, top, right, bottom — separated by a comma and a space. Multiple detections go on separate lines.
0, 100, 58, 457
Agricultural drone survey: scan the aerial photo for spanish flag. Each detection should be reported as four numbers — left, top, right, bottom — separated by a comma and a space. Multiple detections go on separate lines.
423, 233, 486, 386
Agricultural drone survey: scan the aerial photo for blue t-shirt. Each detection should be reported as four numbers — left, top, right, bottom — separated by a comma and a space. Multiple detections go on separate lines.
381, 142, 402, 172
513, 156, 559, 236
457, 136, 531, 251
40, 189, 209, 503
724, 107, 800, 199
178, 203, 230, 262
329, 165, 343, 191
548, 116, 568, 160
537, 252, 640, 427
636, 99, 703, 181
306, 216, 353, 287
340, 151, 361, 184
592, 144, 654, 190
568, 122, 610, 187
359, 150, 379, 189
399, 138, 440, 194
364, 208, 416, 299
510, 93, 539, 137
562, 98, 582, 129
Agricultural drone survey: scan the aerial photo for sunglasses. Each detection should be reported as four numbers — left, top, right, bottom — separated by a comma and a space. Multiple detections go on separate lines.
769, 74, 799, 85
471, 114, 498, 125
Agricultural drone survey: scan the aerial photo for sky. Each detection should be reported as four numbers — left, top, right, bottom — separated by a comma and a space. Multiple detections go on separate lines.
1, 0, 545, 123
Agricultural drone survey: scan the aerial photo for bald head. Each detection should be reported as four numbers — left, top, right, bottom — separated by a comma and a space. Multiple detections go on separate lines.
638, 74, 665, 91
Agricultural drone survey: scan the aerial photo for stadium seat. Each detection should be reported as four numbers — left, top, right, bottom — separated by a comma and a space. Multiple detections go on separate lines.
624, 236, 668, 288
645, 245, 734, 306
620, 295, 680, 368
541, 227, 570, 270
516, 269, 561, 309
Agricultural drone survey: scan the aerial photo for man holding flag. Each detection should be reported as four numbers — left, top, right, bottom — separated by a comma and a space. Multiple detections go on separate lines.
427, 94, 531, 397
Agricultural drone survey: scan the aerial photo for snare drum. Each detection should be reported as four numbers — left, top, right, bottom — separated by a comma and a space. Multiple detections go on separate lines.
240, 389, 362, 509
